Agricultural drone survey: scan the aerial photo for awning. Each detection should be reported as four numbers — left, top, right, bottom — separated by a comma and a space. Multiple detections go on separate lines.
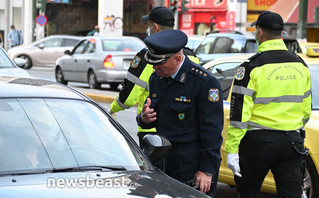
268, 0, 319, 23
268, 0, 299, 23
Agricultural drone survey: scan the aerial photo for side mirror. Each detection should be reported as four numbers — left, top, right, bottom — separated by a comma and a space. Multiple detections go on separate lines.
142, 134, 171, 163
64, 50, 71, 55
38, 43, 45, 49
14, 58, 27, 68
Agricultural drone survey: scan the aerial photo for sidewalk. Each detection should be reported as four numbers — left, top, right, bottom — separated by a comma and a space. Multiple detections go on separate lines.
75, 87, 117, 103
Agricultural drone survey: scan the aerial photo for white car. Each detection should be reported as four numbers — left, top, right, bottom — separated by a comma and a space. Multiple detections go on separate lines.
7, 35, 82, 69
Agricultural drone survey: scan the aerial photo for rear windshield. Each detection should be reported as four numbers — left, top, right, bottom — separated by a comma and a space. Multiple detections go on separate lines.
102, 39, 144, 52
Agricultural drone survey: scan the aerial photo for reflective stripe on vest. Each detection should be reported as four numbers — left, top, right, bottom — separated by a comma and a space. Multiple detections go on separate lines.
126, 72, 149, 92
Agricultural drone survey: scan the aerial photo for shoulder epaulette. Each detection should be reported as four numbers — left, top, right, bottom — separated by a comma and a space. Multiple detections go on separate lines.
189, 67, 208, 80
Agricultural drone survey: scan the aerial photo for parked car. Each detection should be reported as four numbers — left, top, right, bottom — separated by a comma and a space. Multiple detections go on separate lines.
195, 30, 258, 65
55, 36, 146, 90
7, 35, 83, 69
203, 50, 319, 198
0, 77, 207, 198
186, 35, 205, 51
0, 46, 29, 78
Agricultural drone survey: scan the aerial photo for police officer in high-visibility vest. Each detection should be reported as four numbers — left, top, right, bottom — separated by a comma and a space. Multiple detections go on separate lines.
137, 29, 223, 197
110, 6, 199, 145
225, 11, 312, 198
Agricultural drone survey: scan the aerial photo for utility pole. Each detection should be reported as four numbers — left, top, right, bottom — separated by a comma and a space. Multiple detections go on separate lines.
296, 0, 308, 39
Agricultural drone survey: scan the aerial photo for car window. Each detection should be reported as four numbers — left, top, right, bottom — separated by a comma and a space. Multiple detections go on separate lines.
40, 38, 63, 48
73, 40, 88, 54
82, 40, 96, 54
0, 98, 149, 174
207, 62, 241, 99
62, 38, 80, 47
0, 49, 14, 68
245, 40, 258, 53
284, 39, 302, 53
309, 64, 318, 110
195, 36, 216, 54
102, 39, 144, 52
196, 35, 258, 55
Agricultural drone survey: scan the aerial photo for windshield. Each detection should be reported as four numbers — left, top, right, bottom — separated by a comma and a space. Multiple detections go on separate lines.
0, 48, 15, 68
196, 36, 257, 55
309, 64, 319, 110
0, 99, 149, 174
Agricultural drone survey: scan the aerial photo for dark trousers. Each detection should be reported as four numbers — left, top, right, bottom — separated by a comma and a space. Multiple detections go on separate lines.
235, 130, 304, 198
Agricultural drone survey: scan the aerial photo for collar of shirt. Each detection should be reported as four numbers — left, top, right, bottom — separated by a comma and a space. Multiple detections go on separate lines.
257, 39, 288, 53
171, 55, 185, 79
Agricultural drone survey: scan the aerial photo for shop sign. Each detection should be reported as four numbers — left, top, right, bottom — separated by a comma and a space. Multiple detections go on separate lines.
247, 0, 278, 11
180, 13, 194, 35
183, 0, 226, 9
227, 11, 235, 30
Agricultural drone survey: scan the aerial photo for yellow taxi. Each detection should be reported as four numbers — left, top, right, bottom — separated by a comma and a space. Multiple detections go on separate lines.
299, 41, 319, 54
203, 48, 319, 198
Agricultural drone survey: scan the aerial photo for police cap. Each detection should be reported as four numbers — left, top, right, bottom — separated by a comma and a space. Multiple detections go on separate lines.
141, 6, 175, 27
144, 29, 187, 65
251, 11, 283, 31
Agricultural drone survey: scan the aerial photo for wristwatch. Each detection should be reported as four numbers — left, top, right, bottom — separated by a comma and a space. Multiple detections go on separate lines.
204, 172, 213, 176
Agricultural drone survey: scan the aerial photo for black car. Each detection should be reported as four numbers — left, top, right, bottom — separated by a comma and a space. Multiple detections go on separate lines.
0, 77, 208, 198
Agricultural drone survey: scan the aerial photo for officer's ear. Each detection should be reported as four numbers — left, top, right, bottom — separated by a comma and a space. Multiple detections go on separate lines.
154, 23, 160, 33
174, 51, 183, 63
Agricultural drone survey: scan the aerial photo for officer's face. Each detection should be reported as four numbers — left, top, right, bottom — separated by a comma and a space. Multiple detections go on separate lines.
153, 52, 183, 77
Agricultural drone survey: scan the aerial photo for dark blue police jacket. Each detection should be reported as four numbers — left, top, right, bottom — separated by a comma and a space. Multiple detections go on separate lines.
138, 55, 224, 182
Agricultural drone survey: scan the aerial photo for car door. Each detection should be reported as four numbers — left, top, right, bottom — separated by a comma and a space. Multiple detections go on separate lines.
62, 40, 88, 81
33, 38, 63, 66
75, 39, 96, 82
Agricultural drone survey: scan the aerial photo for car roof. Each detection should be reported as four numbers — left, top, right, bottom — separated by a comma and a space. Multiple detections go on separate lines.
86, 36, 142, 39
206, 32, 255, 39
0, 77, 89, 100
46, 35, 84, 39
203, 52, 319, 70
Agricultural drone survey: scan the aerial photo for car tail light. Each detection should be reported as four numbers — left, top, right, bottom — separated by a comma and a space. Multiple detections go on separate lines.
104, 54, 114, 68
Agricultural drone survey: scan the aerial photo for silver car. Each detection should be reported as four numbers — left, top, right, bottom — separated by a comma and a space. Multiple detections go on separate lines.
55, 36, 146, 90
7, 35, 82, 69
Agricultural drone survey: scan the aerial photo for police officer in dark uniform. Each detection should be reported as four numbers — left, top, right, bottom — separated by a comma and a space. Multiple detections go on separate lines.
137, 29, 224, 197
110, 6, 199, 146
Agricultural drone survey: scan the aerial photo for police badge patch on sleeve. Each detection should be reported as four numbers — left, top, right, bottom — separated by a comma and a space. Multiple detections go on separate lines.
235, 67, 245, 80
130, 55, 141, 68
208, 88, 219, 102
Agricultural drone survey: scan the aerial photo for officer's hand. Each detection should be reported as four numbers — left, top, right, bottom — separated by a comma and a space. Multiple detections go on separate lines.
227, 153, 242, 177
141, 98, 157, 124
194, 171, 212, 194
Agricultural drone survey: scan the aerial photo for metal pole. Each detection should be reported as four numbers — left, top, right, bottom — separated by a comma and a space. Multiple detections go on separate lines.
4, 0, 10, 51
296, 0, 308, 40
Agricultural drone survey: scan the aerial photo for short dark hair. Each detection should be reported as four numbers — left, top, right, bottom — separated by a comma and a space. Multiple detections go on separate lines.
258, 26, 282, 39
